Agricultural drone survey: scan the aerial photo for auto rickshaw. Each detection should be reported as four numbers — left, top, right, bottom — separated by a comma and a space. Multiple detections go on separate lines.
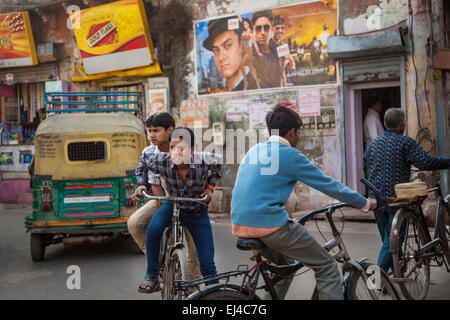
25, 91, 147, 261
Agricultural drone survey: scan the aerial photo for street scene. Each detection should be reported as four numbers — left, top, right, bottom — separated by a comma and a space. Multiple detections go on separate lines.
2, 203, 450, 300
0, 0, 450, 304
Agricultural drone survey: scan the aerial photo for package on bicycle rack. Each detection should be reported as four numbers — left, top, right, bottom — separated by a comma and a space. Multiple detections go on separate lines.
394, 179, 428, 199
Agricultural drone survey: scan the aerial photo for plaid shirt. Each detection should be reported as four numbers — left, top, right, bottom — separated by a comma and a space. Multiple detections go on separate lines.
136, 145, 162, 185
138, 151, 223, 212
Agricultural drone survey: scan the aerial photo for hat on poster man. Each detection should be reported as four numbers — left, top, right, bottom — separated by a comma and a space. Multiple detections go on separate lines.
203, 16, 243, 51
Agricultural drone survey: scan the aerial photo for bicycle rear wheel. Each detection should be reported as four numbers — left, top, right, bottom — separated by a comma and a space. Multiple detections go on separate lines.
191, 285, 253, 300
161, 248, 189, 300
391, 208, 430, 300
346, 262, 399, 300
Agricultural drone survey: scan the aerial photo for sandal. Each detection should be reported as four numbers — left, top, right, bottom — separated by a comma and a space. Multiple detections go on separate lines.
138, 274, 160, 293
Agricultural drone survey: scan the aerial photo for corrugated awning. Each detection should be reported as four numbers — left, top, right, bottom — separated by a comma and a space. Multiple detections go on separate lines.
0, 62, 58, 84
327, 21, 407, 61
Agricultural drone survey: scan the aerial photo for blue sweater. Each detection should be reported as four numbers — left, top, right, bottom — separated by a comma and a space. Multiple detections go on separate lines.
231, 142, 368, 228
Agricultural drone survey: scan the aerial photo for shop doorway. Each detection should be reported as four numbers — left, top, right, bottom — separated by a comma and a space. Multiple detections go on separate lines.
344, 81, 401, 194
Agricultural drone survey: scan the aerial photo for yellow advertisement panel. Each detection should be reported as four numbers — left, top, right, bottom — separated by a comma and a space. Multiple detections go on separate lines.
71, 0, 159, 75
0, 11, 38, 68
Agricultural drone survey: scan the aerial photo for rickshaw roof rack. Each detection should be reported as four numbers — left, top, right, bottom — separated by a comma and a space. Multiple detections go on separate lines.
44, 91, 142, 113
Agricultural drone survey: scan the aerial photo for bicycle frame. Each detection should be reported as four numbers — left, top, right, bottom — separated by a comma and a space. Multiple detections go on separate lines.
160, 204, 186, 267
142, 191, 208, 299
181, 203, 374, 300
390, 186, 449, 270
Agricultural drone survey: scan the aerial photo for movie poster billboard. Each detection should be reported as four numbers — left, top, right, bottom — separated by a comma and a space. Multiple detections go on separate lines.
194, 0, 337, 95
0, 11, 38, 68
71, 0, 157, 74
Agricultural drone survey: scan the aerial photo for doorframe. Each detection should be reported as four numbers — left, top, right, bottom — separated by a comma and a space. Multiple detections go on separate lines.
344, 80, 402, 193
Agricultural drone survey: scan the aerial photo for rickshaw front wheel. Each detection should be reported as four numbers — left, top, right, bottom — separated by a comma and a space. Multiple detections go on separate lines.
30, 233, 47, 262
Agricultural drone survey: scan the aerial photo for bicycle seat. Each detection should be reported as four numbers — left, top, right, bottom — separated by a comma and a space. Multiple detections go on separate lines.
236, 238, 267, 251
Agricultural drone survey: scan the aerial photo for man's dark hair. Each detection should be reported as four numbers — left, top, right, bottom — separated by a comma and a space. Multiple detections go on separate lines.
370, 98, 383, 107
272, 15, 285, 26
266, 103, 302, 137
242, 17, 253, 29
251, 10, 273, 26
169, 127, 195, 148
145, 112, 175, 129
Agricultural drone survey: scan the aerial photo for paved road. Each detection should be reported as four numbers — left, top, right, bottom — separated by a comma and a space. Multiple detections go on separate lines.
1, 203, 449, 300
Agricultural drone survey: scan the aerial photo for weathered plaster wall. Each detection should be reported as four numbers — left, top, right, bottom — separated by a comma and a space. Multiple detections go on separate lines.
340, 0, 409, 35
180, 0, 344, 211
340, 0, 440, 155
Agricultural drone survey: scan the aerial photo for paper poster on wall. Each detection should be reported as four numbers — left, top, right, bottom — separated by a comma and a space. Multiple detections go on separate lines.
299, 115, 317, 137
180, 99, 209, 128
298, 88, 321, 116
249, 99, 274, 129
0, 152, 13, 165
226, 99, 248, 122
148, 88, 167, 117
299, 87, 337, 137
194, 0, 337, 95
316, 106, 336, 136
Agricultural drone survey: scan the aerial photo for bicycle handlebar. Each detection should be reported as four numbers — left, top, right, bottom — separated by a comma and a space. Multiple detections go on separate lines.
360, 177, 383, 210
298, 178, 383, 226
142, 191, 208, 204
298, 203, 351, 225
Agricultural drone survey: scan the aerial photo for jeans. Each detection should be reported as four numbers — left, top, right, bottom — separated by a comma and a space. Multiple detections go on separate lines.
145, 200, 217, 279
374, 208, 395, 272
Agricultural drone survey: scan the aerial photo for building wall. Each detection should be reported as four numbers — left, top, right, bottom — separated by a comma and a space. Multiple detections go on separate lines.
3, 0, 446, 211
180, 0, 345, 211
339, 0, 442, 156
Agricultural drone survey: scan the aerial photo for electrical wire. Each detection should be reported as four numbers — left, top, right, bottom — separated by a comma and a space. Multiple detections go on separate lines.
408, 0, 436, 155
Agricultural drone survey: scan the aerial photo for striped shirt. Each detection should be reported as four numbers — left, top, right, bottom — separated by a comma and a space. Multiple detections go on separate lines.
140, 151, 223, 212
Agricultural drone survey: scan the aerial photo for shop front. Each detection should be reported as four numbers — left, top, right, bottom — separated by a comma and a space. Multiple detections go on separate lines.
0, 11, 47, 202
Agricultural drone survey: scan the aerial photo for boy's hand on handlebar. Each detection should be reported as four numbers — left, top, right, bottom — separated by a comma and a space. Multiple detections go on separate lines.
200, 188, 213, 204
368, 198, 377, 211
132, 185, 147, 202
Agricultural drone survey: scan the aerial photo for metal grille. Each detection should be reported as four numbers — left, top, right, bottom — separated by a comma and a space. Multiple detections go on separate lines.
67, 141, 106, 161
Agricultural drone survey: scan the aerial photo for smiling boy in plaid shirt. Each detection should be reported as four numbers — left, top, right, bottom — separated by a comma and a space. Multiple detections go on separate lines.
139, 127, 222, 293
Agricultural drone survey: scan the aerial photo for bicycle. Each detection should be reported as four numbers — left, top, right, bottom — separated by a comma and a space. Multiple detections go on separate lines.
388, 170, 450, 300
176, 178, 399, 300
142, 191, 207, 300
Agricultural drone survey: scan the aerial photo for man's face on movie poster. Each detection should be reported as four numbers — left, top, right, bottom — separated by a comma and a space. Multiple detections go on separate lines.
194, 0, 338, 95
212, 30, 242, 80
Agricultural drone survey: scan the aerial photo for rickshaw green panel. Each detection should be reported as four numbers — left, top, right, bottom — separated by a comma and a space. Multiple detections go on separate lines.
58, 178, 120, 220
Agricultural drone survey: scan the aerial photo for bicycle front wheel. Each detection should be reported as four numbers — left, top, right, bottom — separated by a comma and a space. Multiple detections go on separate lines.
436, 200, 450, 266
346, 262, 399, 300
161, 248, 189, 300
391, 208, 430, 300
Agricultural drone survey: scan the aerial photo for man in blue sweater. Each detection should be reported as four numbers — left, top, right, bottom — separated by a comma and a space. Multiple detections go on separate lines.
364, 108, 450, 272
231, 104, 377, 300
